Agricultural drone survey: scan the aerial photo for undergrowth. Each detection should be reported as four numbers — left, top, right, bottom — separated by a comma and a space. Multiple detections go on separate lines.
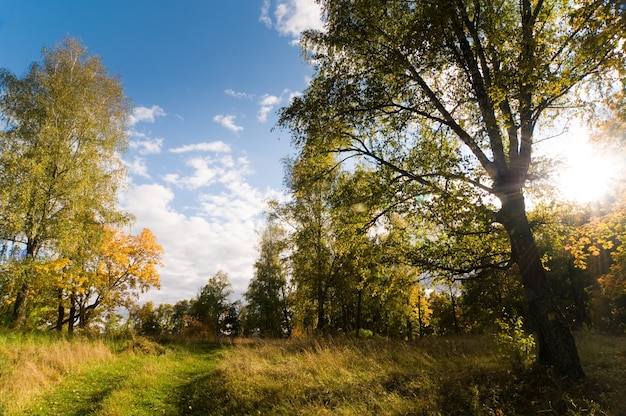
204, 334, 624, 415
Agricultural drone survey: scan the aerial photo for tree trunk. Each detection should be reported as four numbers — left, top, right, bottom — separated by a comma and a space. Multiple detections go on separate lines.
281, 286, 292, 337
417, 292, 424, 339
68, 294, 76, 334
355, 288, 363, 337
499, 192, 585, 378
316, 282, 326, 333
449, 286, 460, 335
56, 290, 65, 331
11, 281, 29, 328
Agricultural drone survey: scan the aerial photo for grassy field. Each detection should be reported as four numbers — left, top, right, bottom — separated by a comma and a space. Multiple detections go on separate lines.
0, 331, 624, 415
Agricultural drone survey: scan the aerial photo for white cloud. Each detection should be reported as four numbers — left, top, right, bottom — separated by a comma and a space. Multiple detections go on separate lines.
129, 138, 163, 155
118, 183, 257, 303
163, 154, 254, 190
118, 180, 277, 304
260, 0, 324, 39
169, 141, 231, 154
257, 94, 281, 123
260, 0, 273, 28
213, 114, 244, 133
164, 157, 220, 189
125, 156, 150, 178
225, 89, 252, 99
289, 90, 303, 102
129, 105, 166, 126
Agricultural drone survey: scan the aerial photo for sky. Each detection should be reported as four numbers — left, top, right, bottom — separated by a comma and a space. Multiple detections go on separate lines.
1, 1, 622, 307
0, 0, 324, 304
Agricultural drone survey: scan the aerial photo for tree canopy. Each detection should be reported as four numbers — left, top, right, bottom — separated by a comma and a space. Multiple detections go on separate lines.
279, 0, 624, 377
0, 38, 137, 328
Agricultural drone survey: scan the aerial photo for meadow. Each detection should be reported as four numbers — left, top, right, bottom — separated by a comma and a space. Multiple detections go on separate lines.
0, 331, 624, 415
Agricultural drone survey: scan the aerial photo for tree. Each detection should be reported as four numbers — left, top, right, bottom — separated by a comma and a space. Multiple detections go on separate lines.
84, 227, 162, 329
568, 194, 626, 331
54, 227, 163, 332
280, 0, 624, 377
130, 302, 178, 336
191, 270, 234, 339
244, 218, 291, 338
0, 38, 130, 327
284, 153, 341, 334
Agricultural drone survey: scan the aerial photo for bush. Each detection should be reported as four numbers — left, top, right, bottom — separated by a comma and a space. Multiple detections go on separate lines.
357, 328, 374, 338
494, 315, 536, 371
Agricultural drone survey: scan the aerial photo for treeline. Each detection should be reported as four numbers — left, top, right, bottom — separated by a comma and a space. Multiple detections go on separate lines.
130, 172, 625, 341
0, 39, 163, 331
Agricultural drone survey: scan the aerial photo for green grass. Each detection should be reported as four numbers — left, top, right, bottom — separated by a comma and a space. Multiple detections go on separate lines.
1, 331, 624, 415
0, 334, 221, 415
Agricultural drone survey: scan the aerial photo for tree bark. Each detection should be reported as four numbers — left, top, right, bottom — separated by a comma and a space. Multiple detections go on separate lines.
68, 294, 76, 334
11, 281, 29, 329
499, 191, 585, 378
56, 290, 65, 331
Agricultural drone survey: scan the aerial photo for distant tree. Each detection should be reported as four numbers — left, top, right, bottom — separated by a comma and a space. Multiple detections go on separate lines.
191, 270, 234, 339
171, 299, 192, 334
130, 301, 160, 335
244, 218, 291, 338
130, 302, 178, 336
284, 153, 340, 334
280, 0, 624, 378
0, 38, 130, 328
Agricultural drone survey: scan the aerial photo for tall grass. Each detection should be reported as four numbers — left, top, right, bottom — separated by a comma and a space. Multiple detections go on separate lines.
0, 331, 113, 414
204, 334, 624, 415
1, 331, 623, 415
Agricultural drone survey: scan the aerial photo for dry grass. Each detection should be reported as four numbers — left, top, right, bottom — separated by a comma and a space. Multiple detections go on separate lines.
202, 334, 625, 415
1, 331, 624, 415
0, 331, 113, 413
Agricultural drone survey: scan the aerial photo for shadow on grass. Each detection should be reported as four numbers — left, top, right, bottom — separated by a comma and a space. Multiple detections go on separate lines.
435, 365, 609, 416
175, 369, 240, 416
31, 376, 125, 416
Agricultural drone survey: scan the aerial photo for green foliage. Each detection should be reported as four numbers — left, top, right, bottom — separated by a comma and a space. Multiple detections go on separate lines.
277, 0, 626, 377
190, 270, 236, 339
244, 218, 291, 338
495, 315, 537, 371
0, 38, 131, 328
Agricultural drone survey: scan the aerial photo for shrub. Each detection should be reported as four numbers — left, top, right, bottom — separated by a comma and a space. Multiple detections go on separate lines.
494, 315, 536, 371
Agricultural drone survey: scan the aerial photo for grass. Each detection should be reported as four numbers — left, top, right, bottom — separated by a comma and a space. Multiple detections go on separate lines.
0, 331, 113, 413
0, 331, 624, 415
0, 333, 221, 415
203, 335, 624, 415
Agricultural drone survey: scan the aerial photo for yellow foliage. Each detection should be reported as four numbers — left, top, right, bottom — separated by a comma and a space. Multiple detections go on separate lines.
96, 227, 164, 305
568, 195, 626, 301
51, 226, 164, 325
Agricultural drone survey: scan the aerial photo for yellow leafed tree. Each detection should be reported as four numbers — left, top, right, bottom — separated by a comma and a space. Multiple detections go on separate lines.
567, 194, 626, 330
56, 227, 163, 332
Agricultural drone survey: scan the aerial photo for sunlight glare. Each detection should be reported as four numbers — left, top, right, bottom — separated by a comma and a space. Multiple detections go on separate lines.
550, 128, 622, 204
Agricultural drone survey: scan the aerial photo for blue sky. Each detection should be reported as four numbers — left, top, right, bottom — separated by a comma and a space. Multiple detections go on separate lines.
0, 0, 324, 304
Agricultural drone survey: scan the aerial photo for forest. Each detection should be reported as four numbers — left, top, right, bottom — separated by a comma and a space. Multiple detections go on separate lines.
1, 0, 625, 414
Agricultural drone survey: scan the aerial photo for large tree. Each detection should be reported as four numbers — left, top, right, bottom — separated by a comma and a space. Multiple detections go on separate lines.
280, 0, 624, 377
0, 38, 130, 327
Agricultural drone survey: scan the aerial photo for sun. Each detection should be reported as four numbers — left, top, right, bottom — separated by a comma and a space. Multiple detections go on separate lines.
549, 128, 623, 204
